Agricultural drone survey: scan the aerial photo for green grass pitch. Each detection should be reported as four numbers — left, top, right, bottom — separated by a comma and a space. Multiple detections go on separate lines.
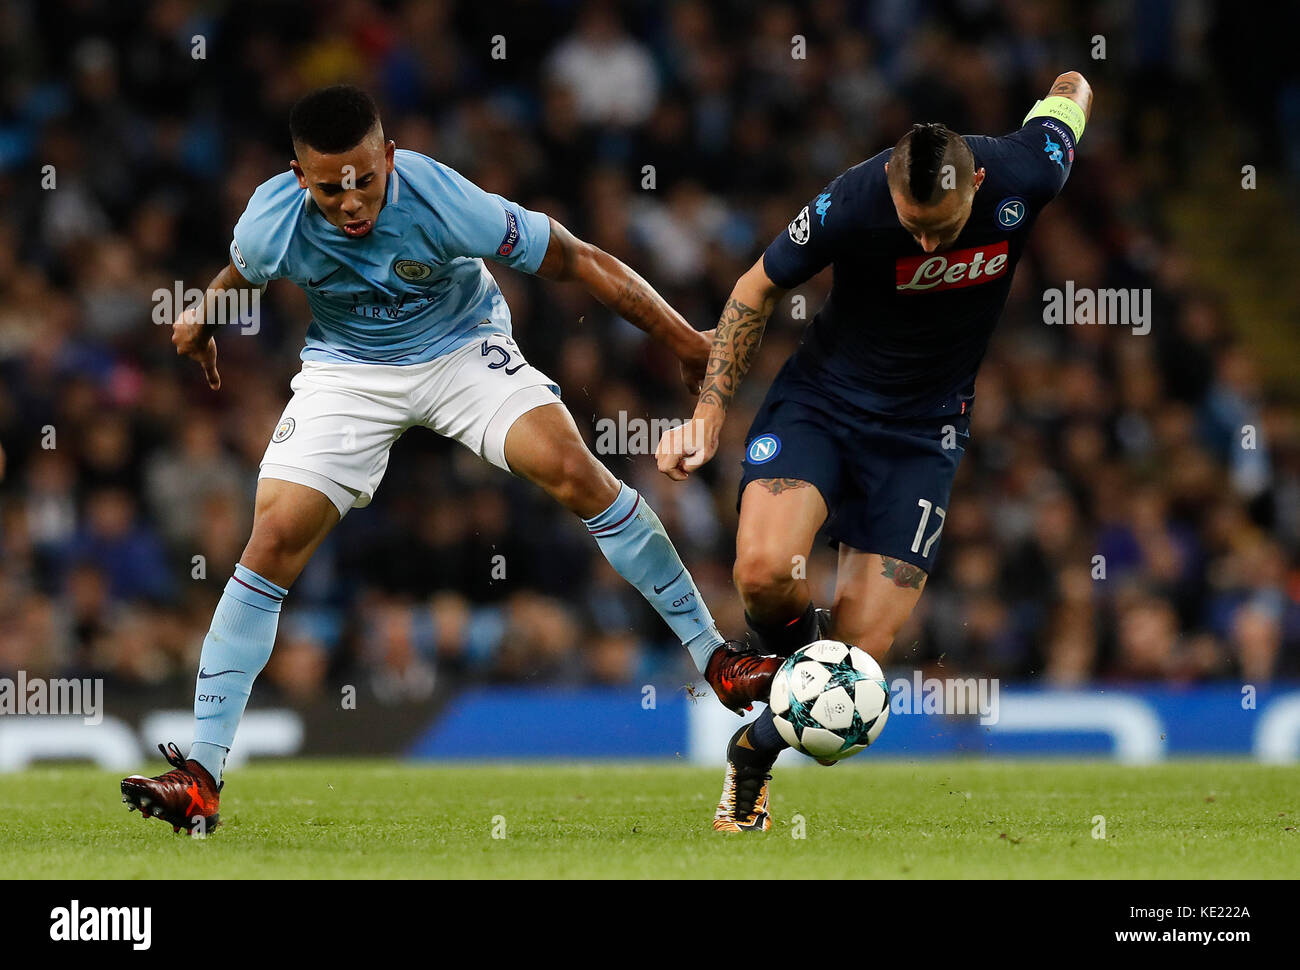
2, 759, 1295, 879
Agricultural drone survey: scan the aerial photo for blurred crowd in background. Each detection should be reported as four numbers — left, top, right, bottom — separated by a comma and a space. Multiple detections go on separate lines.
1, 0, 1297, 705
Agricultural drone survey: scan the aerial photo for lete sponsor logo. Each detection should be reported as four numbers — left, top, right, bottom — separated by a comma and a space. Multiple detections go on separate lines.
895, 240, 1010, 293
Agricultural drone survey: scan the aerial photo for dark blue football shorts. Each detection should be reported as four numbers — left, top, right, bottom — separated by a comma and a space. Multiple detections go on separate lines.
737, 356, 970, 574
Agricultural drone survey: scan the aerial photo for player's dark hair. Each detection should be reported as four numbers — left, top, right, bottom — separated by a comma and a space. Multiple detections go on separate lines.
890, 123, 974, 204
289, 85, 381, 155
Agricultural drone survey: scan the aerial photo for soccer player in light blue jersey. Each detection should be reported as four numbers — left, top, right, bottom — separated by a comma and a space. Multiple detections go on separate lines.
120, 85, 761, 833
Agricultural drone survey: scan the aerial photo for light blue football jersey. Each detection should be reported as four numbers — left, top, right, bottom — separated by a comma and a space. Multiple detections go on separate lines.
229, 149, 551, 364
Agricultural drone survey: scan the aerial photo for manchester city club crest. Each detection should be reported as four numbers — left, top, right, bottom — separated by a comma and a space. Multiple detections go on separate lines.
393, 258, 434, 282
272, 417, 296, 443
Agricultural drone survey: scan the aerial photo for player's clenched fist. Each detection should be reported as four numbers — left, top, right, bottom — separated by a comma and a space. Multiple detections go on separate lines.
656, 415, 721, 481
172, 303, 221, 390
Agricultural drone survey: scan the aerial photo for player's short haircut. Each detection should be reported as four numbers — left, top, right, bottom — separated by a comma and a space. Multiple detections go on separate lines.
888, 123, 975, 204
289, 85, 381, 155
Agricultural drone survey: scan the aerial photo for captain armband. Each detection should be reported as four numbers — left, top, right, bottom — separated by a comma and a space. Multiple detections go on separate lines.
1022, 96, 1086, 142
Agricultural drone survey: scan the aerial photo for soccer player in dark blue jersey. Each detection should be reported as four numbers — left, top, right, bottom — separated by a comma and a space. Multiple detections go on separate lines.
658, 72, 1093, 831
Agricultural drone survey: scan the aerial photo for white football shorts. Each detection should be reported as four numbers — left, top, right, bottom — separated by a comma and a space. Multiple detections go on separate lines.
259, 334, 560, 517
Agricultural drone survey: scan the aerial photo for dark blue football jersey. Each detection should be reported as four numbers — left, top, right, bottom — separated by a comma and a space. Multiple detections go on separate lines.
763, 115, 1077, 418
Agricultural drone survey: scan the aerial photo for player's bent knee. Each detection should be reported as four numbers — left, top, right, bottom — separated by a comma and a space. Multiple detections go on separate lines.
241, 516, 313, 579
733, 550, 800, 604
537, 444, 616, 515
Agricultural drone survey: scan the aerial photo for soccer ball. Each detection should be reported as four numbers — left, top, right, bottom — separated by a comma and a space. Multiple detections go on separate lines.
769, 640, 890, 761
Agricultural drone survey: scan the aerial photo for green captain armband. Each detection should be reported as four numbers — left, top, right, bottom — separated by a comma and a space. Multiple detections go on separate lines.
1023, 96, 1086, 141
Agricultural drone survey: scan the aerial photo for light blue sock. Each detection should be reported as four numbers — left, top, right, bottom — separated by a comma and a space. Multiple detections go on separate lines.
584, 483, 724, 674
189, 563, 287, 782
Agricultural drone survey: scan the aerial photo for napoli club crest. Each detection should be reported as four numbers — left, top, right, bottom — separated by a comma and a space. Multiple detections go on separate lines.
272, 417, 296, 443
747, 434, 781, 464
996, 197, 1026, 230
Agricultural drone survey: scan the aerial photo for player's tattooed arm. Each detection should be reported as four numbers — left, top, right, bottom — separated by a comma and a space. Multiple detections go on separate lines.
755, 478, 813, 495
880, 556, 927, 591
1047, 71, 1093, 123
170, 259, 259, 391
535, 217, 711, 391
654, 258, 786, 482
696, 259, 785, 415
697, 295, 773, 412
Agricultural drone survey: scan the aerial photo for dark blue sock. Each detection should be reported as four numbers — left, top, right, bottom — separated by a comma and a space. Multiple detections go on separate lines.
746, 602, 818, 657
747, 706, 790, 754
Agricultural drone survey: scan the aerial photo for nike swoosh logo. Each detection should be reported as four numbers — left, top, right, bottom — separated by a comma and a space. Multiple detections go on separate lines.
653, 569, 685, 595
307, 268, 340, 287
198, 668, 245, 679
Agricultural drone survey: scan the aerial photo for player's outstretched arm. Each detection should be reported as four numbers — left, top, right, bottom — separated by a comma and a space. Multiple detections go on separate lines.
534, 217, 711, 392
655, 258, 785, 482
1045, 71, 1093, 123
170, 260, 260, 390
